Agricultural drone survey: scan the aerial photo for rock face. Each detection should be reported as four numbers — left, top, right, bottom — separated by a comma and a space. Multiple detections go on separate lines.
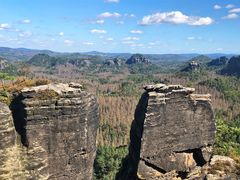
10, 83, 99, 179
126, 84, 216, 179
221, 56, 240, 77
0, 102, 16, 167
126, 54, 150, 65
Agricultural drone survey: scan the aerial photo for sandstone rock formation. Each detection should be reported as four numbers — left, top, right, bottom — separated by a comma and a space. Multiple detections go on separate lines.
125, 84, 217, 179
0, 58, 8, 70
104, 58, 122, 66
181, 61, 200, 72
0, 102, 16, 170
126, 54, 150, 65
6, 83, 99, 179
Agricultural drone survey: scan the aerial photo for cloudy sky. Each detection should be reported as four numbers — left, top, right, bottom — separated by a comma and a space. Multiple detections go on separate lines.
0, 0, 240, 53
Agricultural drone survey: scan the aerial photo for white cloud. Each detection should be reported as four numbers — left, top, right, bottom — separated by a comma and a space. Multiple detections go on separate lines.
124, 13, 135, 18
59, 32, 64, 36
139, 11, 214, 26
213, 5, 221, 10
64, 39, 74, 46
149, 42, 157, 46
187, 37, 195, 40
98, 12, 121, 18
130, 30, 143, 34
187, 36, 202, 40
83, 42, 94, 45
0, 23, 10, 30
123, 37, 139, 41
21, 19, 31, 24
222, 13, 239, 19
226, 4, 235, 9
229, 8, 240, 13
216, 48, 223, 51
90, 29, 107, 34
105, 0, 119, 3
94, 19, 105, 24
19, 31, 32, 37
122, 41, 135, 45
106, 37, 114, 41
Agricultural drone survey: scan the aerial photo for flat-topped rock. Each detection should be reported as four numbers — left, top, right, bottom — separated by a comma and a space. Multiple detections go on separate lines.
11, 83, 99, 179
21, 82, 83, 96
144, 84, 195, 94
121, 83, 216, 179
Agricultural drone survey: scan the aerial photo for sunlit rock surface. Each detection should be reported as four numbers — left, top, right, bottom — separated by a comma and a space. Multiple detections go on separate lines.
9, 83, 99, 179
124, 84, 217, 179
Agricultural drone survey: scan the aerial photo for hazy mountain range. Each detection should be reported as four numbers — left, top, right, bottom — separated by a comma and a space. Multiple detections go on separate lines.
0, 47, 237, 62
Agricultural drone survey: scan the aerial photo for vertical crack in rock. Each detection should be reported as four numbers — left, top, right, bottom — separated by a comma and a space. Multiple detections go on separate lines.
125, 84, 216, 179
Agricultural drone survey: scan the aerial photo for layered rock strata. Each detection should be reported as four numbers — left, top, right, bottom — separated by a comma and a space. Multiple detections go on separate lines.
9, 83, 99, 179
127, 84, 216, 179
0, 103, 16, 176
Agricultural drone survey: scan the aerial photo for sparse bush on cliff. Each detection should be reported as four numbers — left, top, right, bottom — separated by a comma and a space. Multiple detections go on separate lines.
94, 146, 128, 180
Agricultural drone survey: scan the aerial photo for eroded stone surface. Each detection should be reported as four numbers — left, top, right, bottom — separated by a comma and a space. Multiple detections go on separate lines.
10, 83, 99, 179
126, 84, 216, 179
0, 103, 15, 174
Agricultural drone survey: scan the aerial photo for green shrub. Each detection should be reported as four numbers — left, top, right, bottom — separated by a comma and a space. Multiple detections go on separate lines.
94, 146, 128, 180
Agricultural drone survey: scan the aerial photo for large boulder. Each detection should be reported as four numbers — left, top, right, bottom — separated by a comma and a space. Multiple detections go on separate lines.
10, 83, 99, 179
124, 84, 216, 179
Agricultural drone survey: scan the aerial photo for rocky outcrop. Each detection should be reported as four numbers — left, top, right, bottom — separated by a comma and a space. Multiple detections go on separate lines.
8, 83, 99, 179
104, 58, 123, 66
124, 84, 217, 179
221, 56, 240, 77
126, 54, 150, 65
181, 61, 200, 72
0, 58, 8, 70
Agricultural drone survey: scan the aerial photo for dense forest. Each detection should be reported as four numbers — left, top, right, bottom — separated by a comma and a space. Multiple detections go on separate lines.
0, 51, 240, 179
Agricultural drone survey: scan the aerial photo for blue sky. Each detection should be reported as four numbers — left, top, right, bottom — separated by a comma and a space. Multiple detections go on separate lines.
0, 0, 240, 54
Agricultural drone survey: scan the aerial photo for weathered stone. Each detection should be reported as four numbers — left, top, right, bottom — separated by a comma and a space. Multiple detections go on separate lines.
10, 83, 99, 179
125, 84, 216, 179
0, 102, 15, 161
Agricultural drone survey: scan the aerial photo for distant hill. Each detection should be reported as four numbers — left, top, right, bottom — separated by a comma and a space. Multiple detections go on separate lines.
180, 55, 211, 72
220, 56, 240, 77
207, 56, 229, 67
0, 47, 58, 61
